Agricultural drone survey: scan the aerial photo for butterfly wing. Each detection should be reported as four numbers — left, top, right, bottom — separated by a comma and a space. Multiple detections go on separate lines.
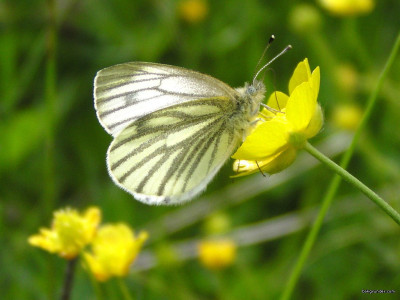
106, 97, 242, 205
94, 62, 238, 137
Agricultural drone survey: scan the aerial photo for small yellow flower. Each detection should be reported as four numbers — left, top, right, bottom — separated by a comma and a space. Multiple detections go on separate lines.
84, 224, 148, 282
178, 0, 208, 24
203, 212, 231, 235
198, 239, 236, 270
335, 64, 358, 93
331, 103, 363, 131
232, 58, 323, 176
289, 4, 323, 34
28, 207, 101, 259
318, 0, 374, 16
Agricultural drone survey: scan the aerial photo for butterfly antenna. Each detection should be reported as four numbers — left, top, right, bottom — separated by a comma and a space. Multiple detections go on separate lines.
253, 44, 292, 85
254, 35, 275, 72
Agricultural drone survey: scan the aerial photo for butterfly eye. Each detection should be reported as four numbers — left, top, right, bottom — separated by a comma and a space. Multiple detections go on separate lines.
247, 86, 257, 95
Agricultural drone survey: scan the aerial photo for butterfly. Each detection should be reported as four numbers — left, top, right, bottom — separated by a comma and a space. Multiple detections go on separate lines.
94, 42, 291, 205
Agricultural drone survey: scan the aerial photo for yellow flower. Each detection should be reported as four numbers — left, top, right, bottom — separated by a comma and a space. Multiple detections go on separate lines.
84, 224, 148, 282
178, 0, 208, 24
198, 239, 236, 270
203, 212, 231, 235
289, 4, 322, 34
28, 207, 101, 259
331, 103, 363, 131
232, 58, 323, 176
318, 0, 374, 16
335, 64, 358, 93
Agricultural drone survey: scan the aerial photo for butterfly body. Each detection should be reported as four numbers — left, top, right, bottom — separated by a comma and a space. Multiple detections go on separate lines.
94, 62, 266, 205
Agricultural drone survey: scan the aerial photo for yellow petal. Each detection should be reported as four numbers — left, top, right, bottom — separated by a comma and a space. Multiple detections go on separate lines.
84, 224, 148, 281
310, 66, 320, 102
84, 207, 102, 228
232, 146, 297, 177
286, 81, 316, 132
259, 147, 297, 174
84, 252, 110, 282
266, 91, 290, 110
232, 120, 289, 160
305, 104, 324, 138
232, 151, 282, 177
288, 58, 312, 95
28, 229, 57, 253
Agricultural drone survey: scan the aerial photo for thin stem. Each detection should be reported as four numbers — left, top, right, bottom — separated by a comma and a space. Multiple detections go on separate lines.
60, 258, 78, 300
280, 173, 340, 300
117, 278, 134, 300
280, 32, 400, 300
304, 142, 400, 225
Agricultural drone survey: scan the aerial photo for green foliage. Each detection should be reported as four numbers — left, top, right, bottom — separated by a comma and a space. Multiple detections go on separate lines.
1, 0, 400, 299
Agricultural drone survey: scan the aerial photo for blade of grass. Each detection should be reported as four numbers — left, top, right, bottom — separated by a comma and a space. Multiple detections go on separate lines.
43, 0, 57, 212
44, 2, 58, 297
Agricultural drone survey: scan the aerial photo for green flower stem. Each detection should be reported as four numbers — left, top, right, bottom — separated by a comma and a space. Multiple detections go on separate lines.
117, 278, 134, 300
60, 258, 77, 300
281, 32, 400, 300
304, 142, 400, 224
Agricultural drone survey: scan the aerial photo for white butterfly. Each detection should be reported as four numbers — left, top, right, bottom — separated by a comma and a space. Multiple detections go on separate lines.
94, 44, 290, 205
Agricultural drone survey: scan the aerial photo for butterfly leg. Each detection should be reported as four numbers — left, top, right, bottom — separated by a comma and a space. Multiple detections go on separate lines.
260, 103, 281, 114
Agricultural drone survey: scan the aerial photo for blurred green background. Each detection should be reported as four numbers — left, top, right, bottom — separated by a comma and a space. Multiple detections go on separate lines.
1, 0, 400, 299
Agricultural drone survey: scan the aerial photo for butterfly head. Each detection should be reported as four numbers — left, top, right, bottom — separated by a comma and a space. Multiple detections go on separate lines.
247, 79, 265, 96
246, 80, 266, 102
245, 44, 292, 117
242, 80, 266, 118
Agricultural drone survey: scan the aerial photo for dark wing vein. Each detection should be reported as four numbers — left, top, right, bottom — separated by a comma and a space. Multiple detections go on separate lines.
113, 115, 223, 182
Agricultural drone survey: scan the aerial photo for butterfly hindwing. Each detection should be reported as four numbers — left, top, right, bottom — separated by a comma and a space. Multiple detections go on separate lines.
94, 62, 238, 137
106, 97, 241, 205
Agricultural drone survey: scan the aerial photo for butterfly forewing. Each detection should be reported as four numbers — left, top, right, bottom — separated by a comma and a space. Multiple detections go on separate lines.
94, 62, 238, 137
106, 97, 240, 205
